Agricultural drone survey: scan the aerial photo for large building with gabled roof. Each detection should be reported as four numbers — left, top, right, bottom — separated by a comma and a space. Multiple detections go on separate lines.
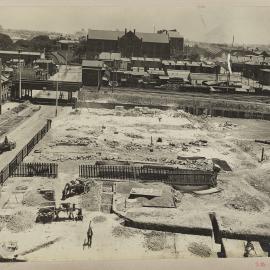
86, 28, 184, 59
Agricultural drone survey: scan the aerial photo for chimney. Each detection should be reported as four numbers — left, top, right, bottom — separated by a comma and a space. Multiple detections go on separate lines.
134, 29, 136, 34
125, 28, 127, 34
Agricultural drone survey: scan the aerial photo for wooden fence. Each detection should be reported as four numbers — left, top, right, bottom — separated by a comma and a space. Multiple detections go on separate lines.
11, 162, 58, 178
79, 165, 217, 186
0, 119, 52, 185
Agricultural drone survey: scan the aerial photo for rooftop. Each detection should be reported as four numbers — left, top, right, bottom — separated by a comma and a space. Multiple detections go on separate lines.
260, 69, 270, 73
99, 52, 121, 61
0, 50, 41, 56
88, 29, 169, 43
82, 60, 104, 68
34, 59, 54, 63
58, 40, 79, 44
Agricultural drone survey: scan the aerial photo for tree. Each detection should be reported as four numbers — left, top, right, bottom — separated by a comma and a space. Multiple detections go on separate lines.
14, 39, 31, 50
74, 39, 87, 61
0, 33, 13, 49
30, 35, 55, 52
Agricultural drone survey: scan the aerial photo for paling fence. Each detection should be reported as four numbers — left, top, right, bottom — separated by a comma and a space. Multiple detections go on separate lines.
11, 162, 58, 178
0, 119, 52, 185
79, 165, 217, 186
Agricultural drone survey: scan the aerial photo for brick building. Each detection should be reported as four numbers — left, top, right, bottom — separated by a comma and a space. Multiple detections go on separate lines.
86, 29, 183, 60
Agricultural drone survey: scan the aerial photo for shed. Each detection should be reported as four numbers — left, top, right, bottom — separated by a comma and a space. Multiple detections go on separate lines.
82, 60, 105, 86
259, 69, 270, 86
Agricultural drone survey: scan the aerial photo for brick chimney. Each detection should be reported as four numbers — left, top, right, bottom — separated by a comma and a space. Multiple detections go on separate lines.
134, 29, 136, 34
125, 28, 127, 34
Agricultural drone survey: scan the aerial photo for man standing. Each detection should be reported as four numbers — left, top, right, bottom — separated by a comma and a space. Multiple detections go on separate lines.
83, 220, 93, 249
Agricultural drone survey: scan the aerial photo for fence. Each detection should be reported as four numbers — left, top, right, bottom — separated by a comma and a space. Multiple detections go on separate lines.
11, 162, 58, 178
79, 165, 217, 186
0, 119, 52, 186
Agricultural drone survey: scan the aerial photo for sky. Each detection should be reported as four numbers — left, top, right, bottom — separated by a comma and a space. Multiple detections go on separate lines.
0, 0, 270, 45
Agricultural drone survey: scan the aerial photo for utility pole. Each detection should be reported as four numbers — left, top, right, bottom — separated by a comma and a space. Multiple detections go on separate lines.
55, 78, 59, 117
18, 49, 22, 100
66, 49, 68, 70
0, 58, 2, 115
261, 147, 265, 162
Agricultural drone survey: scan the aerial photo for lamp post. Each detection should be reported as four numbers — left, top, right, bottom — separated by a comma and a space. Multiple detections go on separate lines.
18, 49, 22, 99
0, 58, 2, 114
55, 73, 59, 117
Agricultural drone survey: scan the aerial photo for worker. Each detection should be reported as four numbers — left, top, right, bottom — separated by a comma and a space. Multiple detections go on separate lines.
76, 208, 83, 221
86, 221, 93, 248
244, 240, 256, 257
4, 136, 8, 144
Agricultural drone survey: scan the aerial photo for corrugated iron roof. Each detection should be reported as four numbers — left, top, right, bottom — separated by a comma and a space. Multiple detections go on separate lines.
99, 52, 121, 61
88, 29, 169, 43
82, 60, 104, 68
58, 40, 79, 44
162, 60, 176, 65
131, 57, 145, 61
34, 59, 53, 63
0, 50, 41, 56
136, 32, 168, 43
167, 31, 182, 38
167, 70, 190, 79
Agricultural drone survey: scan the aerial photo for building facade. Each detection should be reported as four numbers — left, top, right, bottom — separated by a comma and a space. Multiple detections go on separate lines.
86, 29, 184, 60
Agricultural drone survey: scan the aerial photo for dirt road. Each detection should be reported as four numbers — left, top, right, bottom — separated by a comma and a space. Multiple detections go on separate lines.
0, 105, 58, 172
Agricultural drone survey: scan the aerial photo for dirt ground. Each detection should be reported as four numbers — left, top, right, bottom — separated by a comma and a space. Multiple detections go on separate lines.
0, 106, 270, 261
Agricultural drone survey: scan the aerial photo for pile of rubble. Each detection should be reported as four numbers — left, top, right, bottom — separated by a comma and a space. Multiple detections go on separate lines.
112, 225, 138, 238
188, 242, 212, 257
143, 231, 166, 251
1, 210, 35, 233
124, 133, 144, 139
52, 136, 93, 147
219, 121, 238, 129
115, 106, 161, 117
159, 157, 214, 171
225, 194, 265, 212
125, 142, 143, 151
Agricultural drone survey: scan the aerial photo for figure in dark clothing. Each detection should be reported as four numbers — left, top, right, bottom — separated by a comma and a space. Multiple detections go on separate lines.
4, 136, 8, 144
83, 221, 93, 249
244, 240, 256, 257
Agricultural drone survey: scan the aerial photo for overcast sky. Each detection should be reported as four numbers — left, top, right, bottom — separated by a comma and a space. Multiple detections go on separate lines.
0, 0, 270, 44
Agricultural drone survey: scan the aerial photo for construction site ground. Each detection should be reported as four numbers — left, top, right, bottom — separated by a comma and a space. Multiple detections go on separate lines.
0, 105, 270, 261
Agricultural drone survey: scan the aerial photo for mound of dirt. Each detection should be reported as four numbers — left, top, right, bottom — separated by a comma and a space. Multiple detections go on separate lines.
124, 133, 144, 139
112, 225, 138, 238
188, 242, 212, 257
22, 191, 50, 207
4, 210, 35, 233
92, 215, 106, 223
80, 181, 102, 211
56, 136, 91, 146
143, 231, 165, 251
225, 194, 264, 212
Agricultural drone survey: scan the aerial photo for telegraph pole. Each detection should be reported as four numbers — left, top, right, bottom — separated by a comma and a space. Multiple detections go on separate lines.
66, 49, 68, 70
18, 49, 22, 100
0, 58, 2, 114
55, 79, 59, 117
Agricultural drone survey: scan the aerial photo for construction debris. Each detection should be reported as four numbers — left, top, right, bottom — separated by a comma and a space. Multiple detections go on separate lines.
112, 225, 138, 238
188, 242, 212, 257
225, 194, 264, 212
143, 231, 165, 251
3, 210, 35, 233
